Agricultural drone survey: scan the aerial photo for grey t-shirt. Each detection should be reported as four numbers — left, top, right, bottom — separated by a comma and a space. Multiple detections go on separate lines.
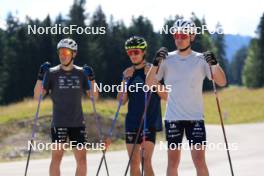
44, 65, 89, 127
156, 51, 212, 121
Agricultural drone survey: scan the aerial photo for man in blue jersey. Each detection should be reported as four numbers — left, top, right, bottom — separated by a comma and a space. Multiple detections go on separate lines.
146, 19, 227, 176
117, 36, 167, 176
34, 38, 98, 176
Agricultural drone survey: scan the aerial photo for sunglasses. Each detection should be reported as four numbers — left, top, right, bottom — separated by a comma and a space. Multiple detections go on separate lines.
58, 48, 73, 57
127, 49, 143, 56
173, 33, 189, 40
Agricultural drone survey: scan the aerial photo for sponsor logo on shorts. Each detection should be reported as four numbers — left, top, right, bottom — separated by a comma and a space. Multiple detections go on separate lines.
168, 129, 179, 133
127, 135, 133, 142
169, 123, 177, 129
195, 122, 200, 127
168, 134, 181, 138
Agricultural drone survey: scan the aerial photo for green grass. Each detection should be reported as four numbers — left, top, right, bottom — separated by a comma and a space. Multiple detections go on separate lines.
203, 86, 264, 124
0, 98, 128, 124
0, 87, 264, 124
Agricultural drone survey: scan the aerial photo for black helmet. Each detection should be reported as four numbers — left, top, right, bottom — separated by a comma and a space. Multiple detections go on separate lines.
125, 36, 147, 51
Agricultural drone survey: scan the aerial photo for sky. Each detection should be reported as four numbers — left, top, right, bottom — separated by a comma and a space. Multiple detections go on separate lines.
0, 0, 263, 37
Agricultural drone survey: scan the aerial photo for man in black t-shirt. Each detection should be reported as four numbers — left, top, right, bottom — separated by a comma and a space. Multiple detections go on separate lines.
34, 38, 98, 176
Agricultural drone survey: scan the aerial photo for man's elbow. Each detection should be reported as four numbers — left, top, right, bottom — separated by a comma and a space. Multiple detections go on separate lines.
33, 89, 40, 99
145, 80, 151, 87
160, 92, 168, 101
217, 79, 227, 87
145, 77, 152, 87
163, 94, 168, 100
146, 78, 157, 87
33, 94, 39, 100
94, 91, 99, 99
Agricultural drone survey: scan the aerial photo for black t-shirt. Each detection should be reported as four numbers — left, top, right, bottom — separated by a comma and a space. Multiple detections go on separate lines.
44, 65, 89, 127
125, 67, 162, 132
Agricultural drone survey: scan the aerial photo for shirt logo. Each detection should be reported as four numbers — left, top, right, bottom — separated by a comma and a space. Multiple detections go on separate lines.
58, 79, 65, 84
57, 75, 81, 89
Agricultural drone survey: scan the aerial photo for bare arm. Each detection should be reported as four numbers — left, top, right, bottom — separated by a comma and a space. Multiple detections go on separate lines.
203, 51, 227, 87
33, 80, 46, 99
117, 79, 128, 105
211, 64, 227, 87
146, 65, 159, 87
34, 62, 50, 99
146, 65, 168, 100
86, 80, 99, 100
146, 47, 168, 99
156, 83, 168, 100
117, 66, 135, 105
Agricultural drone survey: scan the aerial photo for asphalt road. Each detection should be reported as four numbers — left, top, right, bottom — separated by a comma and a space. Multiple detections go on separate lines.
0, 123, 263, 176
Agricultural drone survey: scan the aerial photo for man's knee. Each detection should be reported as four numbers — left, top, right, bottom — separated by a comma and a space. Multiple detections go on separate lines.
168, 158, 180, 169
194, 159, 206, 169
130, 157, 140, 169
168, 152, 181, 168
143, 156, 152, 167
51, 151, 64, 163
192, 154, 206, 169
76, 155, 87, 166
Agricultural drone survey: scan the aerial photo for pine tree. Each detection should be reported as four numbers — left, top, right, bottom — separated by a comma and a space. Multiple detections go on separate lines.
0, 13, 25, 104
192, 14, 215, 91
128, 15, 159, 62
213, 23, 228, 74
88, 5, 109, 86
243, 13, 264, 88
242, 39, 261, 87
0, 29, 4, 65
230, 46, 248, 85
68, 0, 89, 65
0, 29, 5, 103
160, 15, 181, 51
257, 13, 264, 86
105, 17, 129, 97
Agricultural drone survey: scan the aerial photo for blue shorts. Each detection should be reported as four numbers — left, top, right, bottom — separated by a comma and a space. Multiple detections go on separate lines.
165, 120, 206, 149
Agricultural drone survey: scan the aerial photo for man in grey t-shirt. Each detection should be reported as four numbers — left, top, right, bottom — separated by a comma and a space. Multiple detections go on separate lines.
147, 19, 227, 176
34, 38, 98, 176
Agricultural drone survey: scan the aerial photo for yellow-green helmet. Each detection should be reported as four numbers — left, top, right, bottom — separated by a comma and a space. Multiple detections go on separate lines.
125, 36, 147, 51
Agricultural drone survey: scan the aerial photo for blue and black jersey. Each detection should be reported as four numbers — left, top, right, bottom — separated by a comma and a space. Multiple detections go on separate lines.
125, 65, 162, 132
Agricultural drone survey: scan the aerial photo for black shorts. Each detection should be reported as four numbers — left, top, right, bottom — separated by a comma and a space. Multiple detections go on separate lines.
125, 129, 156, 144
51, 127, 87, 146
165, 120, 206, 148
